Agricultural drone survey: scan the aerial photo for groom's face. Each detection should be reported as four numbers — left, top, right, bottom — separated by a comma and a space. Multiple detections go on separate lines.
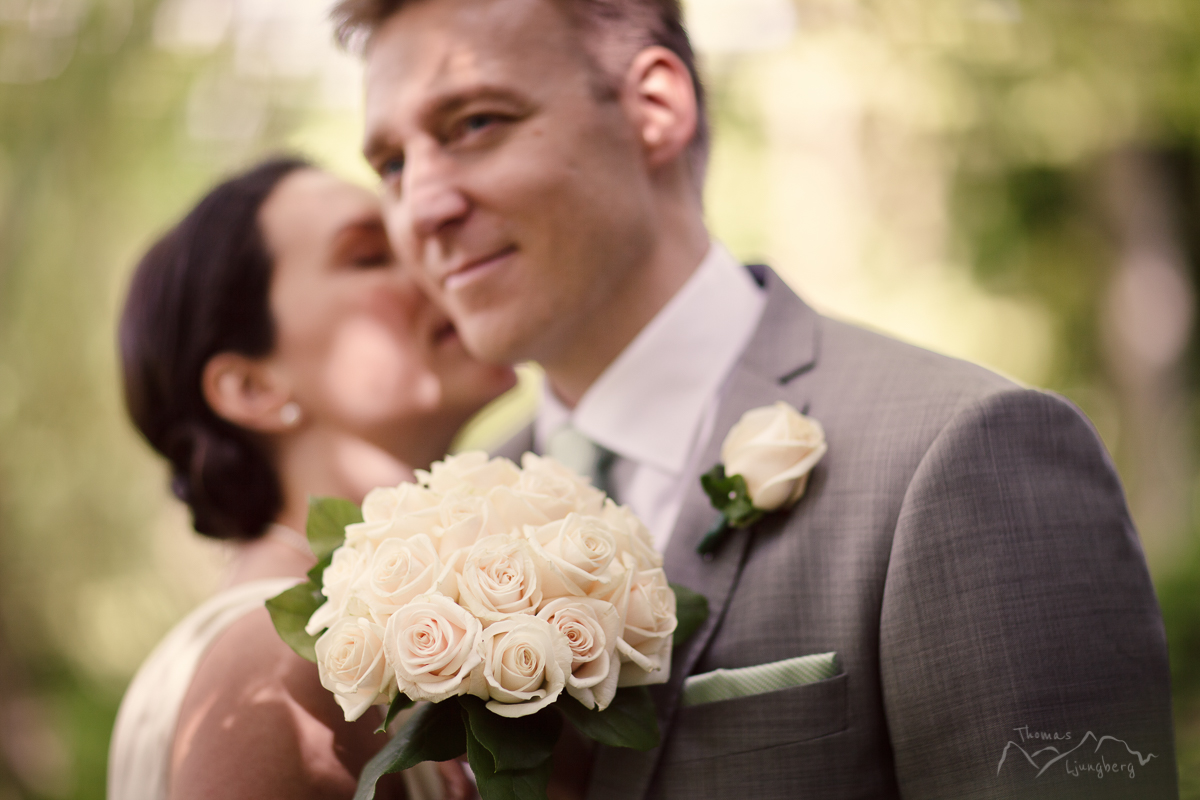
363, 0, 657, 365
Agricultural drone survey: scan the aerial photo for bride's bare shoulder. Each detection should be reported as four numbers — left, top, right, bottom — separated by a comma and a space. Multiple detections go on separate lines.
168, 605, 405, 799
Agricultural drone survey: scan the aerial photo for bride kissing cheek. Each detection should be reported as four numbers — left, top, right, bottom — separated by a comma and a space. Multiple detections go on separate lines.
111, 157, 514, 800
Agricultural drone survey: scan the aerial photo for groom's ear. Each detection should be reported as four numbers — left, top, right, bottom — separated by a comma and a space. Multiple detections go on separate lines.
202, 352, 293, 434
623, 45, 699, 170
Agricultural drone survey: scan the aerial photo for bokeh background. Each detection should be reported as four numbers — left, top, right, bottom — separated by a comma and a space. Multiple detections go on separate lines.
1, 0, 1200, 795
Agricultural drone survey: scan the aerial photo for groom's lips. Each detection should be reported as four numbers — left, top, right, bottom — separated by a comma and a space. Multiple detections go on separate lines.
442, 245, 517, 293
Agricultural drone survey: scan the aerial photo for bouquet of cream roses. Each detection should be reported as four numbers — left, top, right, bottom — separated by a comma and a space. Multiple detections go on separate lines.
268, 452, 707, 800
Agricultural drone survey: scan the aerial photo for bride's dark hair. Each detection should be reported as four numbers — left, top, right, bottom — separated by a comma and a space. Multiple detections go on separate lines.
119, 156, 312, 540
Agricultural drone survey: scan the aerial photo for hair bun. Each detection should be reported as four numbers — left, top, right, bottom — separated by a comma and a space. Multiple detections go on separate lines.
120, 157, 309, 540
166, 419, 281, 539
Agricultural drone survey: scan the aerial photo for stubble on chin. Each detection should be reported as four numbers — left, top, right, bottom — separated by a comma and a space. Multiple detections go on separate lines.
452, 291, 569, 369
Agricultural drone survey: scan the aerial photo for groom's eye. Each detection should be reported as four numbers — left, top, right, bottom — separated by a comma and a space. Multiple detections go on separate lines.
378, 155, 404, 180
453, 112, 502, 141
464, 113, 495, 131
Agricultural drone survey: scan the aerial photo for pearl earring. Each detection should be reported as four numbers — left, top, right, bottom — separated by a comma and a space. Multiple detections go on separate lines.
279, 401, 302, 427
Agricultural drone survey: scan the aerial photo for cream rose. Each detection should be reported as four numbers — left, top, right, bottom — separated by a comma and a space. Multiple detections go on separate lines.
600, 500, 663, 570
315, 616, 393, 722
616, 567, 677, 687
346, 483, 444, 555
537, 597, 621, 711
433, 489, 508, 560
384, 594, 483, 704
360, 486, 402, 524
486, 484, 565, 532
527, 513, 625, 599
306, 545, 366, 635
358, 534, 458, 626
416, 451, 521, 495
517, 453, 606, 516
472, 615, 573, 718
722, 401, 826, 511
360, 482, 440, 524
457, 534, 543, 621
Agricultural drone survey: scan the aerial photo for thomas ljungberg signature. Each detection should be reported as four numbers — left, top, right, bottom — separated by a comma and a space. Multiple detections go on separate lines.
996, 726, 1156, 779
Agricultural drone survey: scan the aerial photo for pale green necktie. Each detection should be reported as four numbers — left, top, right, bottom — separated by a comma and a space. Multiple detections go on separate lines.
546, 424, 617, 499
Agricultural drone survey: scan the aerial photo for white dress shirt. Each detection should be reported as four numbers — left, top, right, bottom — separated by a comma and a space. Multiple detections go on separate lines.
534, 242, 767, 550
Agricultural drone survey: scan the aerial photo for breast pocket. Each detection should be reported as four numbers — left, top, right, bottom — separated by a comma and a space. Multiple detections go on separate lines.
663, 673, 849, 763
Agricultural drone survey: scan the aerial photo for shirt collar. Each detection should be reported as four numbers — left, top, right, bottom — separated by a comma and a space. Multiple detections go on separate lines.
535, 242, 767, 474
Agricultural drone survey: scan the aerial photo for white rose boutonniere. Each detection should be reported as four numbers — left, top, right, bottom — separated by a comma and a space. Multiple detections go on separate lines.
698, 401, 826, 556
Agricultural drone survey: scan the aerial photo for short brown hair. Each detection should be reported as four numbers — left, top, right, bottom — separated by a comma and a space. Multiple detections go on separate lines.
331, 0, 709, 177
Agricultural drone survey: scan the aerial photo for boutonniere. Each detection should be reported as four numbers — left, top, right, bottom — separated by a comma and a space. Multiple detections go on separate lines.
698, 401, 827, 556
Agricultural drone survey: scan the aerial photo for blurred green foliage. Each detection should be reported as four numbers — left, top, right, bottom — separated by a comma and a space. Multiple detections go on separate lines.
898, 0, 1200, 791
1, 0, 1200, 796
0, 1, 322, 796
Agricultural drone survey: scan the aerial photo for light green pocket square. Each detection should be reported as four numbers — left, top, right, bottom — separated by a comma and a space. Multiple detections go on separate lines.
680, 652, 840, 708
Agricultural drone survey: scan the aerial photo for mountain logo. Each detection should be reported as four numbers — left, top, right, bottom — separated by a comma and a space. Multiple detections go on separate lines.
996, 730, 1156, 779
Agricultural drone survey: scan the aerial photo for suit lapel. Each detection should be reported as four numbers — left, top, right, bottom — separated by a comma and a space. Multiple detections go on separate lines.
588, 268, 821, 799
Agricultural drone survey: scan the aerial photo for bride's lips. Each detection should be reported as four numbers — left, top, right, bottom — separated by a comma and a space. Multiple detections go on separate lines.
442, 245, 517, 293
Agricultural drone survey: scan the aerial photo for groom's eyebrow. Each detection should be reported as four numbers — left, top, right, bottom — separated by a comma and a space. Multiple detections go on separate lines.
424, 84, 529, 120
365, 84, 532, 161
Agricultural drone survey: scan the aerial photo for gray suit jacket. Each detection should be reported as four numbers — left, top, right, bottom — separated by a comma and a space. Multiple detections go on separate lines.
496, 267, 1176, 798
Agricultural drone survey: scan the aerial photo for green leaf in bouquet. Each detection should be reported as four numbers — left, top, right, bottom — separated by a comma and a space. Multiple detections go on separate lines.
558, 687, 660, 751
459, 695, 561, 772
464, 714, 554, 800
354, 700, 467, 800
376, 692, 416, 735
306, 495, 362, 563
264, 581, 325, 663
306, 554, 333, 588
670, 583, 709, 646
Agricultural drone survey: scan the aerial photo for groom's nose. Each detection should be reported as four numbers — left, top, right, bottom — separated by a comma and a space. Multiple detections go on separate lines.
402, 149, 471, 241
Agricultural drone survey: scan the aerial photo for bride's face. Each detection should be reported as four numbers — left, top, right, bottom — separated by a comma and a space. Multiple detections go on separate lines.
259, 168, 515, 454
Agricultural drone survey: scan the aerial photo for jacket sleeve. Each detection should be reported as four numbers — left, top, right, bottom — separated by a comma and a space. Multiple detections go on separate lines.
880, 388, 1176, 799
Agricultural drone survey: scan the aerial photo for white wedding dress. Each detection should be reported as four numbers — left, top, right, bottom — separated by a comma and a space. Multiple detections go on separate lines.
107, 574, 442, 799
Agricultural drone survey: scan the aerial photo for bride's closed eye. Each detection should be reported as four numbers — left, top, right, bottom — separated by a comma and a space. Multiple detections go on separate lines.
331, 221, 394, 270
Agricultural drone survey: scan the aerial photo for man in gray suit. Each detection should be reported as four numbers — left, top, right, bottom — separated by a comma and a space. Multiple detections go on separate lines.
339, 0, 1177, 795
